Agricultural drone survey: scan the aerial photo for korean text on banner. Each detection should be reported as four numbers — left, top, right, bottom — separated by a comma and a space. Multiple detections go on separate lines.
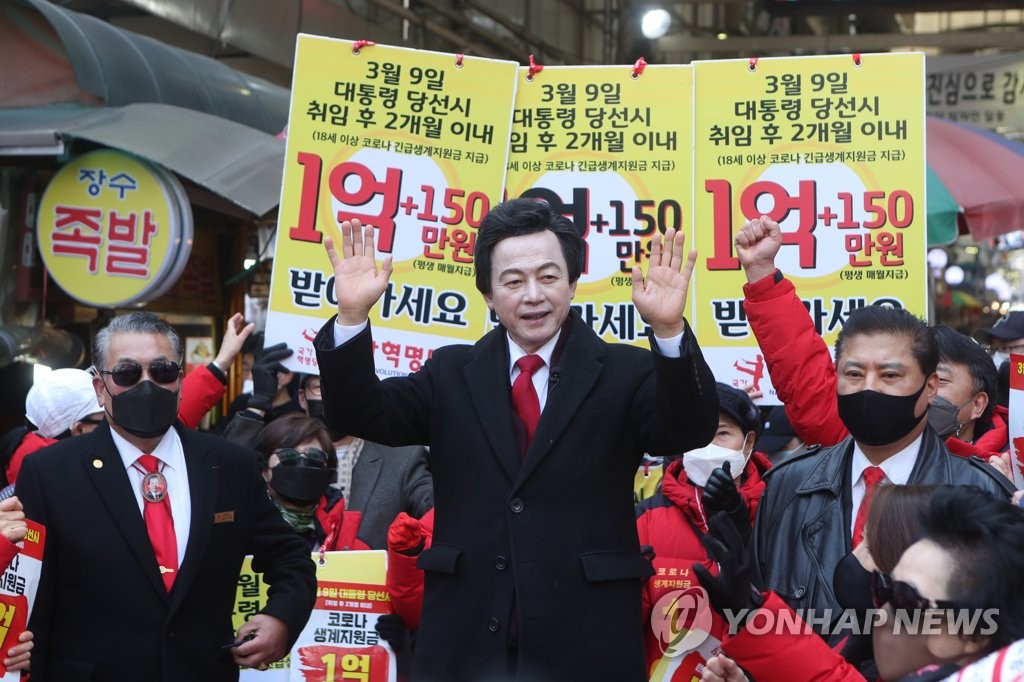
692, 53, 927, 401
266, 36, 519, 377
233, 550, 396, 681
506, 65, 692, 347
0, 520, 44, 681
1008, 352, 1024, 489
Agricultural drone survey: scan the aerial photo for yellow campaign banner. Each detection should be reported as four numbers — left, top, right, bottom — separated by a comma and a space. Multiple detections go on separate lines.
505, 64, 692, 347
233, 550, 395, 681
265, 36, 518, 376
692, 53, 927, 400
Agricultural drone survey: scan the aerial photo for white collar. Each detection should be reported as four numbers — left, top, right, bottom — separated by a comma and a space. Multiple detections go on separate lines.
850, 431, 922, 486
110, 425, 184, 472
506, 331, 560, 375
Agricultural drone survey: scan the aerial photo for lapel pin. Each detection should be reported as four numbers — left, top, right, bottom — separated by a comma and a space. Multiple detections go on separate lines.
92, 459, 103, 469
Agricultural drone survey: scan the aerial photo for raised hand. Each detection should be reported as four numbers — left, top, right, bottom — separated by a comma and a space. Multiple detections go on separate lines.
325, 219, 394, 325
734, 215, 783, 284
630, 227, 696, 339
213, 313, 255, 373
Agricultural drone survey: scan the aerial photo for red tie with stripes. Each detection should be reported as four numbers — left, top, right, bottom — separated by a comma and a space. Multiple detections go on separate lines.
137, 454, 177, 591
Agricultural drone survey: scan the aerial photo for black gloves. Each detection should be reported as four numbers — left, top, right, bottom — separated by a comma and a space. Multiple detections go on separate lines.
247, 342, 293, 412
375, 613, 407, 653
692, 511, 763, 622
701, 461, 751, 545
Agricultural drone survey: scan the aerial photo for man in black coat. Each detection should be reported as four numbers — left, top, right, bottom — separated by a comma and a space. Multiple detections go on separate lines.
314, 199, 719, 681
17, 312, 317, 681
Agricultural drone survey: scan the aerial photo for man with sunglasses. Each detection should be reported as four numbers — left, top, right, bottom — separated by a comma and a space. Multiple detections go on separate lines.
16, 311, 316, 682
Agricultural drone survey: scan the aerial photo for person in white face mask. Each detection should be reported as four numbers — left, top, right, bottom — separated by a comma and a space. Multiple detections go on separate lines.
973, 310, 1024, 370
636, 382, 771, 679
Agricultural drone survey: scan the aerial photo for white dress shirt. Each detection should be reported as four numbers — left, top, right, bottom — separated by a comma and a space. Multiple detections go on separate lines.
333, 319, 685, 416
848, 432, 921, 537
110, 426, 192, 565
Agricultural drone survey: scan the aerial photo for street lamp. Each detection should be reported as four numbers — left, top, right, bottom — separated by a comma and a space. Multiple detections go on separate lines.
641, 8, 671, 39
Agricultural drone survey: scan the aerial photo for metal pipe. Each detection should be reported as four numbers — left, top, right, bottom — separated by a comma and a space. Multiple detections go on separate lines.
363, 0, 499, 57
462, 0, 575, 62
412, 0, 524, 57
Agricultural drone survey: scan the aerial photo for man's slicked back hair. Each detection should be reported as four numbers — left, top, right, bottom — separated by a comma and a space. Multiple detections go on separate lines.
93, 312, 183, 370
473, 198, 584, 296
835, 305, 937, 377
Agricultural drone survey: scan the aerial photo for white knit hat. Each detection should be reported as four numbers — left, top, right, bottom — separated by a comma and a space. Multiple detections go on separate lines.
25, 368, 102, 438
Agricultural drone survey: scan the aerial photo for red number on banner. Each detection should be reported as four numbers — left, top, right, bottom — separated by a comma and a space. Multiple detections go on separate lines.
837, 190, 914, 230
417, 184, 439, 223
465, 192, 490, 228
442, 188, 465, 225
888, 190, 913, 228
705, 179, 739, 270
837, 193, 859, 229
863, 191, 887, 229
290, 152, 324, 243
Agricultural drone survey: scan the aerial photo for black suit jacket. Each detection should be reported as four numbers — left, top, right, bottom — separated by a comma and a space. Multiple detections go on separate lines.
16, 422, 317, 682
315, 311, 718, 682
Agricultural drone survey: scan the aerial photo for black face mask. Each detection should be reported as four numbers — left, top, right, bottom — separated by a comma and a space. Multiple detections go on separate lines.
836, 382, 927, 446
269, 464, 330, 507
108, 380, 178, 438
305, 399, 326, 421
833, 552, 874, 612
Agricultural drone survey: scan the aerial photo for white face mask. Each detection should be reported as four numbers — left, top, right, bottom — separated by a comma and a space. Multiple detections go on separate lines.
682, 442, 748, 488
242, 379, 255, 395
992, 351, 1010, 368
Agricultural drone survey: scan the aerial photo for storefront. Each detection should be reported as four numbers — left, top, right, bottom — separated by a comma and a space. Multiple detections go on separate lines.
0, 0, 289, 432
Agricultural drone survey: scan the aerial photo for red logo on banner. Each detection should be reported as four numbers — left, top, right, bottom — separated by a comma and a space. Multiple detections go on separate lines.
297, 645, 391, 682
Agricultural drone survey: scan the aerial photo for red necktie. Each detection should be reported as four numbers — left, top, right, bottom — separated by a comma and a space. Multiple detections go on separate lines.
511, 355, 545, 449
136, 454, 178, 591
852, 466, 886, 547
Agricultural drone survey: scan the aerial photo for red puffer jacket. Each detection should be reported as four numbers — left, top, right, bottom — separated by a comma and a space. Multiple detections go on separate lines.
744, 271, 1009, 458
636, 452, 771, 676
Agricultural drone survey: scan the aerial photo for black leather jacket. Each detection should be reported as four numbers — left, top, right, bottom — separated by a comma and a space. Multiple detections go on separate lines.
751, 426, 1014, 640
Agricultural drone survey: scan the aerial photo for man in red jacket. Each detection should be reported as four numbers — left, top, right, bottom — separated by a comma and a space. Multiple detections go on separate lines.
737, 216, 1008, 464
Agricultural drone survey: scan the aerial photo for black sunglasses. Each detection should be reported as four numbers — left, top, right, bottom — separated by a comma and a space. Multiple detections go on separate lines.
98, 360, 182, 387
871, 570, 958, 612
274, 448, 328, 467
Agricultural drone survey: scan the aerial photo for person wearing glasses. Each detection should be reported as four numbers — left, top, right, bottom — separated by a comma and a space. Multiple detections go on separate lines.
697, 485, 1024, 682
973, 311, 1024, 369
15, 311, 316, 681
225, 372, 433, 551
254, 412, 369, 552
